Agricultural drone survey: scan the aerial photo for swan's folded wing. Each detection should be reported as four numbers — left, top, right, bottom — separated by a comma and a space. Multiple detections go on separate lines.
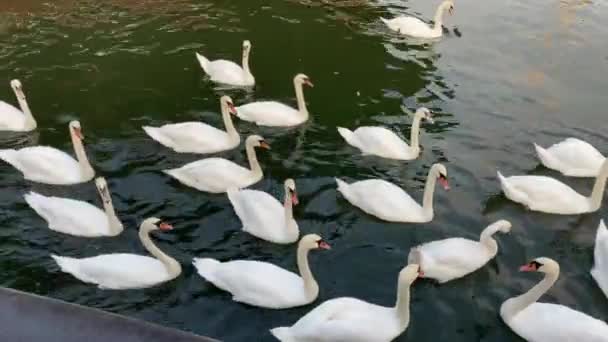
73, 254, 168, 288
27, 194, 107, 235
158, 122, 228, 146
228, 189, 284, 232
207, 60, 246, 84
418, 238, 490, 273
15, 147, 81, 180
0, 101, 25, 130
507, 176, 586, 205
353, 127, 409, 153
592, 221, 608, 297
548, 138, 604, 169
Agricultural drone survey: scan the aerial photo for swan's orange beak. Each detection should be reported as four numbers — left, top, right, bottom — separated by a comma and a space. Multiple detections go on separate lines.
318, 240, 331, 250
304, 78, 314, 87
438, 176, 450, 191
228, 102, 237, 115
259, 141, 271, 150
159, 222, 173, 231
291, 190, 299, 206
519, 263, 537, 272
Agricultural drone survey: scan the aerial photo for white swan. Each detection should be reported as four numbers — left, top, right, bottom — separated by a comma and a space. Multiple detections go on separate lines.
271, 263, 420, 342
336, 163, 449, 223
25, 177, 123, 237
497, 159, 608, 214
408, 220, 511, 283
196, 40, 254, 87
337, 107, 434, 160
381, 0, 454, 39
143, 96, 240, 154
534, 138, 605, 177
228, 178, 299, 244
0, 79, 36, 132
500, 257, 608, 341
164, 135, 269, 193
193, 234, 330, 309
0, 120, 95, 185
52, 217, 181, 290
591, 220, 608, 299
236, 74, 313, 127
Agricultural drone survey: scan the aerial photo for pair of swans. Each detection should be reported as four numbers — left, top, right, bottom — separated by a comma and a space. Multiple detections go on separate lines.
228, 178, 299, 244
143, 96, 240, 154
592, 220, 608, 299
338, 107, 434, 160
409, 220, 511, 283
0, 120, 95, 185
271, 263, 420, 341
382, 0, 454, 39
193, 234, 330, 309
26, 177, 123, 237
501, 257, 608, 341
498, 159, 608, 215
336, 163, 449, 223
53, 217, 182, 289
0, 79, 37, 132
196, 40, 255, 87
164, 134, 270, 193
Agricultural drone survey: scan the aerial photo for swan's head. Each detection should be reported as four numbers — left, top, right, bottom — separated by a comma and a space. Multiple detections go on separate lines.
94, 177, 112, 204
444, 0, 455, 15
142, 217, 174, 231
414, 107, 434, 124
399, 264, 422, 285
247, 134, 271, 150
519, 257, 559, 274
284, 178, 298, 206
294, 74, 314, 88
69, 121, 85, 140
10, 79, 26, 100
432, 163, 450, 191
220, 95, 237, 115
299, 234, 331, 250
242, 40, 252, 54
492, 220, 512, 233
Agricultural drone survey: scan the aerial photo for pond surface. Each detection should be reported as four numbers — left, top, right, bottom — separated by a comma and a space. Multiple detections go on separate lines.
1, 0, 607, 341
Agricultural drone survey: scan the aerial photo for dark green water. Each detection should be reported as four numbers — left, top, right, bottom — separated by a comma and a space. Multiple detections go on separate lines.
1, 0, 607, 340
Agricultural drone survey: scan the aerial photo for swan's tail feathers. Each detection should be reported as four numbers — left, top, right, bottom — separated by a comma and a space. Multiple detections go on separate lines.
52, 254, 79, 276
23, 191, 48, 214
592, 220, 608, 281
335, 178, 350, 196
407, 246, 422, 265
380, 17, 391, 25
270, 327, 296, 342
533, 143, 557, 170
0, 149, 18, 166
337, 127, 359, 149
142, 126, 173, 148
192, 258, 221, 281
195, 52, 210, 73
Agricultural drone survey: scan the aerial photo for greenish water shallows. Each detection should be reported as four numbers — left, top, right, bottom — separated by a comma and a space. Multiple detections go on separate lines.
1, 0, 607, 340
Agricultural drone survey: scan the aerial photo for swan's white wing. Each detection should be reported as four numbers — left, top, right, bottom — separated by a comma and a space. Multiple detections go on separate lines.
0, 101, 26, 130
501, 174, 588, 213
25, 192, 109, 237
592, 220, 608, 298
352, 126, 412, 158
508, 303, 608, 342
54, 254, 171, 289
149, 122, 233, 153
236, 101, 303, 127
341, 179, 424, 222
227, 189, 286, 240
167, 158, 256, 193
546, 138, 605, 170
415, 238, 492, 281
9, 146, 82, 183
208, 260, 309, 308
384, 16, 435, 37
206, 59, 248, 85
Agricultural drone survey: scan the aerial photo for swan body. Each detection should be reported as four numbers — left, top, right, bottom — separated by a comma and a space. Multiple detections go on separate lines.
236, 74, 313, 127
338, 107, 433, 160
143, 96, 240, 154
228, 178, 299, 244
0, 79, 37, 132
271, 263, 420, 342
336, 163, 449, 223
164, 135, 269, 193
196, 40, 254, 86
52, 218, 181, 290
591, 220, 608, 298
0, 121, 95, 185
25, 177, 123, 237
193, 234, 330, 309
497, 160, 608, 214
534, 138, 605, 177
408, 220, 511, 283
381, 0, 454, 39
501, 257, 608, 342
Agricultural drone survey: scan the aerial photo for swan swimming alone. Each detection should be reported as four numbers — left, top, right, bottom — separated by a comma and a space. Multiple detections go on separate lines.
0, 79, 37, 132
196, 40, 255, 87
534, 138, 605, 177
381, 0, 454, 39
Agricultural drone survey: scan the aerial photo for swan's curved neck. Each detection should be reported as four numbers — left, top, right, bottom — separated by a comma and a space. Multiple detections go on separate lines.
221, 104, 238, 142
421, 169, 438, 219
283, 189, 295, 230
100, 195, 123, 235
501, 270, 558, 320
409, 114, 423, 154
70, 132, 94, 180
242, 48, 252, 78
246, 143, 263, 179
394, 277, 412, 327
479, 223, 501, 255
139, 225, 181, 278
297, 244, 318, 301
15, 92, 36, 130
589, 161, 608, 211
433, 1, 449, 33
294, 81, 309, 119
